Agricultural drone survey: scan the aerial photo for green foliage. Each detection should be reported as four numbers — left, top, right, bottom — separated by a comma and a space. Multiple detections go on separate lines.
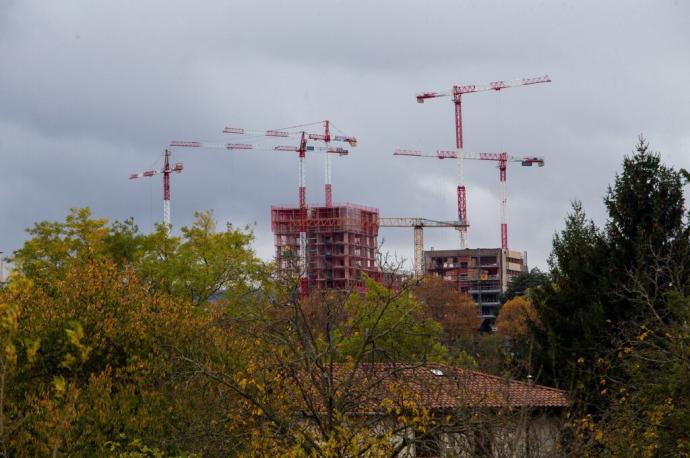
2, 207, 477, 455
531, 201, 607, 394
12, 208, 268, 307
1, 208, 270, 455
339, 279, 448, 363
528, 138, 690, 453
604, 137, 689, 320
500, 268, 550, 304
11, 208, 111, 286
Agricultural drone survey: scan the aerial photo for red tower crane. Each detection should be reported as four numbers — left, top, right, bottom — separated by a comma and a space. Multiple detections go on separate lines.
394, 148, 544, 250
129, 149, 183, 228
169, 134, 350, 297
222, 120, 356, 207
415, 75, 551, 248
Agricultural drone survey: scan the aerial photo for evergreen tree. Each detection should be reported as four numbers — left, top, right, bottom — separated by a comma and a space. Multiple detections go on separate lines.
603, 137, 689, 320
531, 138, 690, 417
530, 201, 607, 395
500, 267, 550, 304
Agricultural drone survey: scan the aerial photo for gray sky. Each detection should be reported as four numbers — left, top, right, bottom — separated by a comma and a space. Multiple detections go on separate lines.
1, 0, 689, 270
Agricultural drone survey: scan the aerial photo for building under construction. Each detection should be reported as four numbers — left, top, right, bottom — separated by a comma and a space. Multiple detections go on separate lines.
423, 248, 527, 319
271, 203, 380, 291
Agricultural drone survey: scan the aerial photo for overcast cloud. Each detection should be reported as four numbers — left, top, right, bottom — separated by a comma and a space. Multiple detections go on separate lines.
1, 0, 689, 270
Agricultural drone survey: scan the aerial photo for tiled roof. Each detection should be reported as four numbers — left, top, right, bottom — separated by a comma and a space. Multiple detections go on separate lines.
324, 363, 568, 410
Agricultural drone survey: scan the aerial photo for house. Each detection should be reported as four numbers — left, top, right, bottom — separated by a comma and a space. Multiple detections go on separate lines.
310, 363, 569, 457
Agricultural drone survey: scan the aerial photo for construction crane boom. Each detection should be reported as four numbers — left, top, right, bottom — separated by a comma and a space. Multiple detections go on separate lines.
169, 140, 348, 155
223, 120, 356, 207
222, 125, 357, 146
394, 148, 544, 165
129, 149, 183, 228
413, 74, 551, 249
415, 75, 552, 102
394, 148, 545, 250
379, 217, 467, 228
379, 217, 467, 276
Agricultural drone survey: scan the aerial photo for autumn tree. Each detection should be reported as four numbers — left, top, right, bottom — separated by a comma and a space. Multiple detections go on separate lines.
179, 268, 464, 456
0, 258, 247, 456
11, 208, 268, 306
496, 296, 539, 338
412, 276, 481, 341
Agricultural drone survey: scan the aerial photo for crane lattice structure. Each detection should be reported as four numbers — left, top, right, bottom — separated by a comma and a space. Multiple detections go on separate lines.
378, 217, 467, 277
129, 149, 183, 228
394, 149, 544, 250
415, 75, 551, 249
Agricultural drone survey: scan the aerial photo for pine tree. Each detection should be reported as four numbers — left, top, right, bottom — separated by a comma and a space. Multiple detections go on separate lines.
604, 137, 689, 320
530, 201, 606, 394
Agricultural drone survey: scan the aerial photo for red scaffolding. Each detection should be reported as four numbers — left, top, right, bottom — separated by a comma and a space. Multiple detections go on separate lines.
272, 202, 380, 290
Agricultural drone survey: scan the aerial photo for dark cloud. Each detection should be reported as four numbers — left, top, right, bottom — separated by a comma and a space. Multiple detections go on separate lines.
1, 0, 689, 270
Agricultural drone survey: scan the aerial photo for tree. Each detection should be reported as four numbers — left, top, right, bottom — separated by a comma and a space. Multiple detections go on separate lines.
569, 258, 690, 456
603, 137, 689, 320
4, 206, 567, 456
2, 208, 270, 455
0, 258, 243, 456
11, 208, 268, 307
179, 271, 464, 456
496, 297, 539, 338
530, 201, 607, 394
528, 139, 690, 450
412, 276, 482, 341
11, 208, 112, 288
138, 211, 268, 305
500, 268, 550, 304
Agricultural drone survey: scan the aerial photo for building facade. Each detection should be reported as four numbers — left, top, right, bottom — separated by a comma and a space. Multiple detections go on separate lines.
423, 248, 527, 318
271, 203, 380, 291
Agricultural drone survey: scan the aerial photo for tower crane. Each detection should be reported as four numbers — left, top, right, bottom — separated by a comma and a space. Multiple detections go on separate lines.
222, 120, 357, 207
129, 149, 183, 228
394, 149, 544, 250
169, 134, 350, 297
378, 217, 467, 277
415, 75, 551, 249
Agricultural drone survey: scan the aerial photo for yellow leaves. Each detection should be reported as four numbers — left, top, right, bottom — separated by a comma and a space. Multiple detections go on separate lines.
638, 325, 651, 342
61, 321, 92, 369
24, 338, 41, 364
495, 296, 539, 337
52, 376, 67, 396
595, 430, 604, 442
0, 302, 20, 333
379, 397, 394, 414
577, 356, 585, 365
402, 399, 417, 410
3, 343, 17, 366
